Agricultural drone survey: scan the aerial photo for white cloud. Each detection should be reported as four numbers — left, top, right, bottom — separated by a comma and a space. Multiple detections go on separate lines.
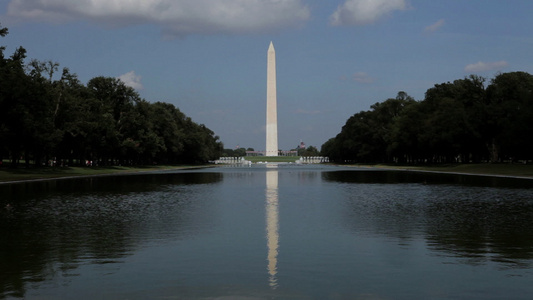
330, 0, 407, 26
464, 61, 508, 73
117, 70, 143, 90
6, 0, 310, 36
353, 72, 374, 83
424, 19, 445, 33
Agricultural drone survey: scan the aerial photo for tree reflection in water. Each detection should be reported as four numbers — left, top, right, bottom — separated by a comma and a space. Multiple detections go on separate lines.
323, 170, 533, 269
0, 172, 222, 298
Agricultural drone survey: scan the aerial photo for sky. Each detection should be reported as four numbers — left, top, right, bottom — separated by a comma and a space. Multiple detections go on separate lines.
1, 0, 532, 152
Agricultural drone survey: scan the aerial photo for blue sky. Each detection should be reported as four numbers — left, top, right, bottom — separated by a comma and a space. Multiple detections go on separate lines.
2, 0, 532, 151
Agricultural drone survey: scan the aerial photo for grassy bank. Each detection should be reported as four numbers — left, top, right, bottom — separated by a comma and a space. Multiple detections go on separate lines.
369, 163, 533, 178
0, 165, 206, 183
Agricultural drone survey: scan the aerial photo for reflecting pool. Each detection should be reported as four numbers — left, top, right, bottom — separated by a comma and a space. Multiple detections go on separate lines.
1, 165, 533, 299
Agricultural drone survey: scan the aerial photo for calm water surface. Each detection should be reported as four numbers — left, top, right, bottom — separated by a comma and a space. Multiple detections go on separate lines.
1, 165, 533, 299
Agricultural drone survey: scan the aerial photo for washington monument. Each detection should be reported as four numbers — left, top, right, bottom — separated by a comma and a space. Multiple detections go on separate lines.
266, 41, 278, 156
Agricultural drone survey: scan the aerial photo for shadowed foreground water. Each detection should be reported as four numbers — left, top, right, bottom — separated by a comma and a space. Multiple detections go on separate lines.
1, 165, 533, 299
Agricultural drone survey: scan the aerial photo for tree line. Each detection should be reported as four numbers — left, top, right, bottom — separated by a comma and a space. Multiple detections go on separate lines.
0, 25, 222, 167
321, 72, 533, 164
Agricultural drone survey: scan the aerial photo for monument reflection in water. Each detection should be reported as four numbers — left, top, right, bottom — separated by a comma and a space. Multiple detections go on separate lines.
265, 165, 279, 288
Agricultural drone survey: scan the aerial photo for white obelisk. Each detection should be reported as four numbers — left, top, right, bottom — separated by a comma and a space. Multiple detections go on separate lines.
266, 41, 278, 156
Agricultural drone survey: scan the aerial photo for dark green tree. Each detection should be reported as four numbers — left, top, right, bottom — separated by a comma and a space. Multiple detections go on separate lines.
0, 41, 60, 166
388, 101, 426, 163
327, 92, 415, 163
485, 72, 533, 161
320, 138, 340, 161
86, 76, 141, 164
302, 145, 319, 156
1, 23, 222, 167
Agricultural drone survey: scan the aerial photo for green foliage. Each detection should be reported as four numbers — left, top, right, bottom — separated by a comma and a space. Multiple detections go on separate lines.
323, 74, 533, 163
485, 72, 533, 161
0, 24, 7, 38
0, 25, 222, 166
297, 145, 319, 156
326, 92, 416, 163
222, 147, 250, 157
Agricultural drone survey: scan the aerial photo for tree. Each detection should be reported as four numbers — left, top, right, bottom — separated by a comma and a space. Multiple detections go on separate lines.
85, 76, 141, 164
485, 72, 533, 161
416, 80, 481, 162
0, 24, 7, 38
389, 101, 426, 163
328, 92, 415, 163
301, 145, 319, 156
0, 44, 34, 166
320, 138, 340, 161
54, 72, 93, 165
1, 24, 222, 166
323, 74, 533, 164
